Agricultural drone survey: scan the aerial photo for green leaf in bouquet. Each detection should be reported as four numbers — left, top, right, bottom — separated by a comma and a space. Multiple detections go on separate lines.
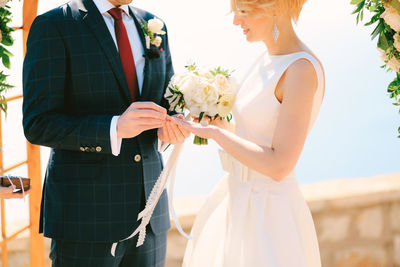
198, 112, 205, 123
185, 62, 197, 72
210, 66, 233, 78
226, 113, 233, 122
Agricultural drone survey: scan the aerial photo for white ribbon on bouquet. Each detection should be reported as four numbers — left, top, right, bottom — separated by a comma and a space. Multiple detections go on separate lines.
111, 132, 192, 256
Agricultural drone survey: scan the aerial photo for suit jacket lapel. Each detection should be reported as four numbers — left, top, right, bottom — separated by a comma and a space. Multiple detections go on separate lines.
78, 0, 131, 104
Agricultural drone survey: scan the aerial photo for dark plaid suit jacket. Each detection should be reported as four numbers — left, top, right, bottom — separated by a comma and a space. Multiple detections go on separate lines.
22, 0, 172, 242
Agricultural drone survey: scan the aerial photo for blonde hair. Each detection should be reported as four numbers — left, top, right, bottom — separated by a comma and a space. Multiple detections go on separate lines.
231, 0, 307, 22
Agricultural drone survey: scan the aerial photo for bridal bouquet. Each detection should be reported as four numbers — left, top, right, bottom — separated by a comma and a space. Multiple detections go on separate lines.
165, 63, 238, 145
351, 0, 400, 137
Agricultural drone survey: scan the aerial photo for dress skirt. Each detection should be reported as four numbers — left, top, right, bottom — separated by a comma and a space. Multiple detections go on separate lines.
182, 150, 321, 267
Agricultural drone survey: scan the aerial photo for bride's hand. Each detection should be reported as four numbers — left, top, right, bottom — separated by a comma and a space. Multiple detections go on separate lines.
172, 117, 219, 139
209, 117, 235, 132
192, 116, 235, 132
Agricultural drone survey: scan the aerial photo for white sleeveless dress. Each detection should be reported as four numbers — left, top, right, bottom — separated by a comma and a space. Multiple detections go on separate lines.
182, 51, 324, 267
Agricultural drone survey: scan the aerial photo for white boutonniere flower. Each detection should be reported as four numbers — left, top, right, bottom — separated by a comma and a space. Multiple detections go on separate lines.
141, 18, 166, 49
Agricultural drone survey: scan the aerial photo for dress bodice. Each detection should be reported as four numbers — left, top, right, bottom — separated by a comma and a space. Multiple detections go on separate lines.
233, 51, 325, 148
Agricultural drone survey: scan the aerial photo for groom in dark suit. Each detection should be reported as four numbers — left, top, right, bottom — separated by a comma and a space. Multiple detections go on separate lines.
22, 0, 188, 266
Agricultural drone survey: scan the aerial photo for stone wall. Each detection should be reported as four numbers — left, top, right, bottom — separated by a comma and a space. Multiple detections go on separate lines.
167, 173, 400, 267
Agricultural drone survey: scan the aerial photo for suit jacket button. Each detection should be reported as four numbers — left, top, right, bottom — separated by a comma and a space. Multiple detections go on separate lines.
96, 146, 102, 152
90, 147, 95, 152
80, 146, 85, 152
85, 147, 90, 152
134, 154, 141, 162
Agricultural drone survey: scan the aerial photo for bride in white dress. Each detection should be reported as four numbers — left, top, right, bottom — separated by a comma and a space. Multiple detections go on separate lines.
173, 0, 325, 266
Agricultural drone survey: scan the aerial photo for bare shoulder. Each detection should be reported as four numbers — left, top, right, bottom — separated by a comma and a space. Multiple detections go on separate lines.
281, 58, 319, 97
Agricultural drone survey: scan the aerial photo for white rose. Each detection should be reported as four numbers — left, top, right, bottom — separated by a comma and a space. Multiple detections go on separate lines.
179, 73, 200, 95
215, 74, 229, 93
394, 33, 400, 52
0, 0, 9, 8
381, 5, 400, 32
147, 18, 166, 35
145, 35, 150, 49
217, 94, 236, 117
197, 68, 214, 81
151, 36, 162, 47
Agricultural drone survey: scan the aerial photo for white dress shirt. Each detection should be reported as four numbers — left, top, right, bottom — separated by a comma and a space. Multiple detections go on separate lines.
92, 0, 145, 156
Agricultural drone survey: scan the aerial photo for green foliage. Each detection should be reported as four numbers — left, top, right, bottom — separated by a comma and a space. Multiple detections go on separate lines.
210, 66, 234, 78
165, 84, 185, 112
0, 2, 15, 114
185, 62, 198, 72
351, 0, 400, 137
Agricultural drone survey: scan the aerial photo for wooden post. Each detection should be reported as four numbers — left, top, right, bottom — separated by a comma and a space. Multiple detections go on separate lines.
23, 0, 38, 54
0, 115, 8, 267
23, 1, 44, 266
27, 143, 44, 267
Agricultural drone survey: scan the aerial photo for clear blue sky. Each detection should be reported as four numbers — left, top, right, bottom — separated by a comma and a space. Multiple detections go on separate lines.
2, 0, 399, 205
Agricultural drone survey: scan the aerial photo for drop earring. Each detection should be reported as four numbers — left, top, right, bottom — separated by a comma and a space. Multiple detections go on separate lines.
272, 16, 280, 42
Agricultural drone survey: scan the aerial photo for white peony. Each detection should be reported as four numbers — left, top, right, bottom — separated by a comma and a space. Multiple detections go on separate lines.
151, 36, 162, 47
381, 5, 400, 32
180, 76, 219, 117
214, 74, 230, 94
0, 0, 9, 8
147, 18, 166, 35
217, 93, 236, 117
197, 68, 214, 81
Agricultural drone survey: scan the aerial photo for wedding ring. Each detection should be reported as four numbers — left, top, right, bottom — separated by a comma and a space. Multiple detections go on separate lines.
200, 120, 209, 126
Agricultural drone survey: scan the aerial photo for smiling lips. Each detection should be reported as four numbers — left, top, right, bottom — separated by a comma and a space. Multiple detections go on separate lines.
243, 28, 249, 35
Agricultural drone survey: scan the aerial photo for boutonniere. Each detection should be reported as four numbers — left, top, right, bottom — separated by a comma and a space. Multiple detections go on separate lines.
141, 18, 166, 59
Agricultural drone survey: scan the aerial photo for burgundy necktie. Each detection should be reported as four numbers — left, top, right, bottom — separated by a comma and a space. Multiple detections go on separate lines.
108, 7, 139, 102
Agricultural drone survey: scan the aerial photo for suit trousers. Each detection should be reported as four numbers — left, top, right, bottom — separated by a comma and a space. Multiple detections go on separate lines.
50, 227, 167, 267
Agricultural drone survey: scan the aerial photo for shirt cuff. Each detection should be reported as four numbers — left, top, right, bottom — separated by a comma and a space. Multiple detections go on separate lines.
110, 116, 122, 156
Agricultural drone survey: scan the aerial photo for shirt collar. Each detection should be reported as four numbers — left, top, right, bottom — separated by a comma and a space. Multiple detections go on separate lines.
92, 0, 131, 17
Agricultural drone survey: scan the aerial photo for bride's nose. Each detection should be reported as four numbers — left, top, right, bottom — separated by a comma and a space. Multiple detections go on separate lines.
233, 14, 241, 26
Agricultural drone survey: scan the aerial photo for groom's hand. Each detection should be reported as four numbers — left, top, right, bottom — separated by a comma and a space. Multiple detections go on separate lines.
158, 114, 190, 144
117, 102, 167, 139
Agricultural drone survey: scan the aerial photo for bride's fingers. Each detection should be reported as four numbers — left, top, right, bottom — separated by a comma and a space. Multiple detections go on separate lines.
174, 119, 200, 135
168, 122, 187, 143
166, 122, 178, 144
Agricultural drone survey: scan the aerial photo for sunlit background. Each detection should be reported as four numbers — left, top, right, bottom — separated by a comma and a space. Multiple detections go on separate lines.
2, 0, 400, 223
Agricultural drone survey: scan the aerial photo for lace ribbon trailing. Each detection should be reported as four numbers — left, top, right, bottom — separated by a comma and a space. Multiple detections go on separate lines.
110, 139, 192, 256
6, 175, 26, 201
